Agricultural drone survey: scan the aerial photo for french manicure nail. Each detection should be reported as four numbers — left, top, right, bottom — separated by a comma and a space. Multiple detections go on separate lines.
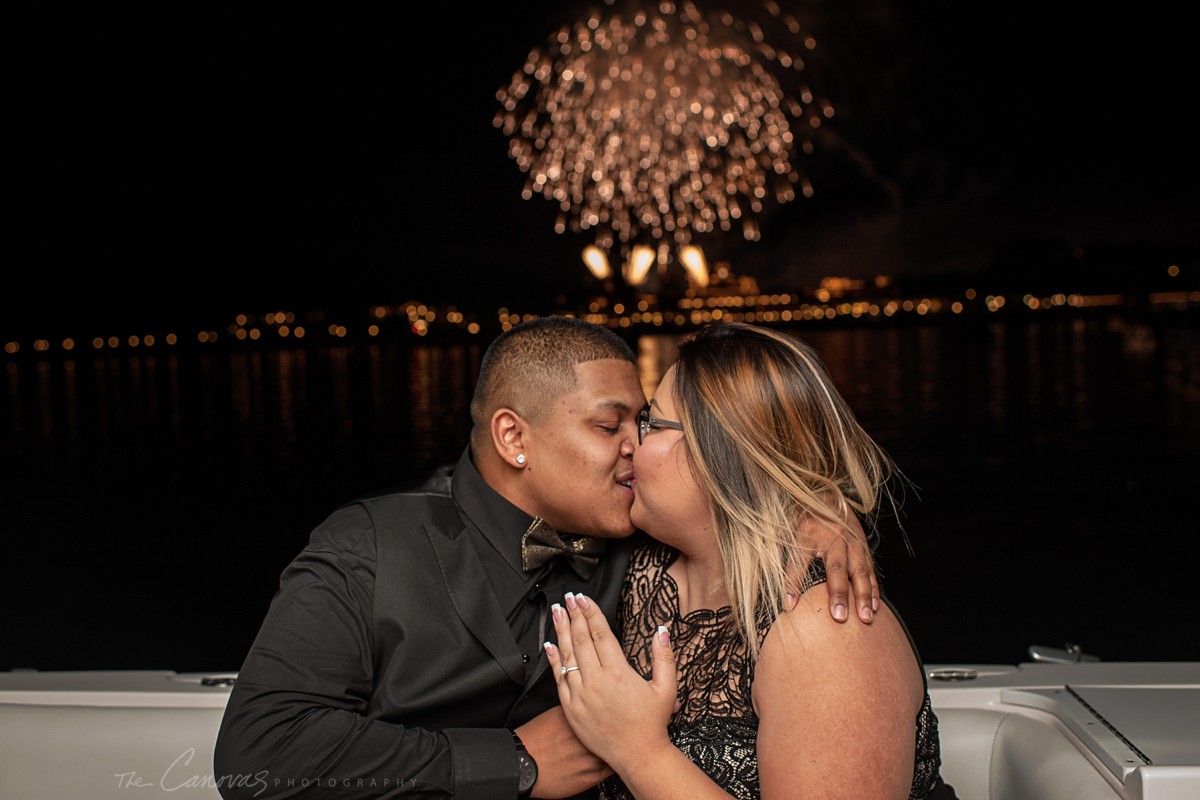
551, 603, 564, 622
576, 593, 590, 609
565, 593, 577, 610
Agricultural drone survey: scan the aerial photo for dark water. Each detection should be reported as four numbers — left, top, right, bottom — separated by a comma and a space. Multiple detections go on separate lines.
4, 311, 1198, 672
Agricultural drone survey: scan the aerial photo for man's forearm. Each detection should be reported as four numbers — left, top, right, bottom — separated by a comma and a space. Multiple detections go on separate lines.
213, 680, 519, 799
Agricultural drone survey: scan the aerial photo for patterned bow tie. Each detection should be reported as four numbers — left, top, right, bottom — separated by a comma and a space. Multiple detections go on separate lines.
521, 518, 606, 580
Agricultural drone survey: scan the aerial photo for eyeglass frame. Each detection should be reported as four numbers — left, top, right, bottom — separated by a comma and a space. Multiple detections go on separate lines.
637, 407, 684, 444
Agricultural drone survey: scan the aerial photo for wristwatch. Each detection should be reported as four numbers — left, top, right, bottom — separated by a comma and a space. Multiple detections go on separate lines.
512, 731, 538, 798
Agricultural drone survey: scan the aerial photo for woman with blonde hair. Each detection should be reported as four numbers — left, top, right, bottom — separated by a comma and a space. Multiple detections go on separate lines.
545, 322, 957, 799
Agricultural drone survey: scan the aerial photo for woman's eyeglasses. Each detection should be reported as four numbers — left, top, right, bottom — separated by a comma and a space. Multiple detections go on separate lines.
637, 407, 683, 444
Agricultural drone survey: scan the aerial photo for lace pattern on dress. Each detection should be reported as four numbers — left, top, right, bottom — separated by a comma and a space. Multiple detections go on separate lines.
598, 537, 950, 800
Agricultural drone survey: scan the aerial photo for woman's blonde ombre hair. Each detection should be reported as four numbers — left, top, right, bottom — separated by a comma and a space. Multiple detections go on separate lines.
671, 322, 902, 660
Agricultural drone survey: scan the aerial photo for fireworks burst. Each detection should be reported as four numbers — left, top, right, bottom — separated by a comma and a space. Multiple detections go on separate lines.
494, 0, 834, 259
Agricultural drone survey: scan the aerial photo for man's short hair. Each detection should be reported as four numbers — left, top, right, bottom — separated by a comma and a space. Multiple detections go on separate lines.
470, 316, 635, 449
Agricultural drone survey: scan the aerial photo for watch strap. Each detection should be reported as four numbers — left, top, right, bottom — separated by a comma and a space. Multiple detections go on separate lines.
512, 730, 537, 797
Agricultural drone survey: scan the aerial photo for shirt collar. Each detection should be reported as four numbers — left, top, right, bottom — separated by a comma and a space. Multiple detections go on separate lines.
452, 447, 538, 578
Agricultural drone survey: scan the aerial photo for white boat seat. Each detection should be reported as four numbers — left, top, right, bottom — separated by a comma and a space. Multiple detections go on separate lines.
936, 707, 1120, 800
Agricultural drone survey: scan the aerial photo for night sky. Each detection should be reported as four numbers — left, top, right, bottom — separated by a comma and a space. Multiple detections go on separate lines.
4, 2, 1200, 673
8, 1, 1198, 332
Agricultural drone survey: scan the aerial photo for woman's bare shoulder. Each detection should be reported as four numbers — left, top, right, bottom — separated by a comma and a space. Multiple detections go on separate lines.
752, 597, 927, 799
754, 595, 923, 713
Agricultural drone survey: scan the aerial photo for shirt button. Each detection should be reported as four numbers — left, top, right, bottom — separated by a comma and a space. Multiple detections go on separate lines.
533, 582, 542, 591
522, 654, 530, 663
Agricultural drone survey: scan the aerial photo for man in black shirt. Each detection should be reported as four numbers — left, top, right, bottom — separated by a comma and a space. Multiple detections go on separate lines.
213, 317, 875, 799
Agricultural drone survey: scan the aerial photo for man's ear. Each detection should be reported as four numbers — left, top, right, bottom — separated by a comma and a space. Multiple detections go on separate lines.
491, 408, 528, 469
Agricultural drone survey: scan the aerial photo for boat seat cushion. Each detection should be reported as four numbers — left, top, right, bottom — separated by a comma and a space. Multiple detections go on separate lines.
936, 708, 1120, 800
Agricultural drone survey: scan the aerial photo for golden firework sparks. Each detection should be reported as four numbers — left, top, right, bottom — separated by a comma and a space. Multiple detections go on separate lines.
494, 0, 834, 257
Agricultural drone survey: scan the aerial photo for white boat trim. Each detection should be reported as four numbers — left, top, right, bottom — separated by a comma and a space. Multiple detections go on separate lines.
1, 659, 1198, 799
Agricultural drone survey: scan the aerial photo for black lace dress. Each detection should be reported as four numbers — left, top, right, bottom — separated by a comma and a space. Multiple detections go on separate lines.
599, 537, 958, 800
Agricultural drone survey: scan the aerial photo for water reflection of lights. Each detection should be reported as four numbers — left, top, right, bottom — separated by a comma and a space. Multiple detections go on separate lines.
3, 287, 1197, 358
